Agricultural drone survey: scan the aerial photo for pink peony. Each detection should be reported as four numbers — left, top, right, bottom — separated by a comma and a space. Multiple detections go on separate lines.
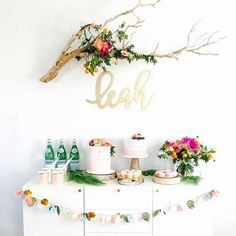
121, 50, 129, 57
181, 137, 199, 152
189, 139, 199, 151
104, 142, 112, 147
174, 146, 182, 153
100, 42, 111, 58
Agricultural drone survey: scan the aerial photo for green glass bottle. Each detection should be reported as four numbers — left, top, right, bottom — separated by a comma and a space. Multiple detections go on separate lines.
69, 139, 80, 170
45, 139, 55, 165
57, 139, 67, 165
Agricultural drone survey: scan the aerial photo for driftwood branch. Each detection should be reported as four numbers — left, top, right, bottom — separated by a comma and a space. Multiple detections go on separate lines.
103, 0, 160, 27
153, 22, 225, 59
39, 0, 223, 83
40, 24, 100, 83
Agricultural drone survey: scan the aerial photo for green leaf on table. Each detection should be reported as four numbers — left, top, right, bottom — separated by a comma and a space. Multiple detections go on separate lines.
142, 169, 156, 176
142, 212, 150, 222
152, 209, 161, 217
187, 200, 195, 209
56, 206, 60, 215
120, 214, 129, 223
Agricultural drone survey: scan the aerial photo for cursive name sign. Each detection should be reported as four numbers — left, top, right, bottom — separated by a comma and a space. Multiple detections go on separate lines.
86, 69, 153, 111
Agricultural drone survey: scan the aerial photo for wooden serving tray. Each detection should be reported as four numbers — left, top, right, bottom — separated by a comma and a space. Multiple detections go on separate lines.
152, 175, 181, 185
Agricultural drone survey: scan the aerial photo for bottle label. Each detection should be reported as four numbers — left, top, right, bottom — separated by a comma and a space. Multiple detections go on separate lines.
71, 148, 78, 154
69, 160, 80, 171
46, 148, 51, 153
58, 148, 65, 153
45, 160, 54, 165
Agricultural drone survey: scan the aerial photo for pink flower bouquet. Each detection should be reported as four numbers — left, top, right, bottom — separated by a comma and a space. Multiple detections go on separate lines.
158, 137, 215, 176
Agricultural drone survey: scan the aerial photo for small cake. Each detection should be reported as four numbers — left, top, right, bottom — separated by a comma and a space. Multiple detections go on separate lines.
153, 169, 180, 185
117, 169, 143, 182
87, 138, 115, 175
120, 170, 129, 179
123, 134, 148, 158
126, 171, 134, 181
133, 170, 142, 181
154, 169, 178, 178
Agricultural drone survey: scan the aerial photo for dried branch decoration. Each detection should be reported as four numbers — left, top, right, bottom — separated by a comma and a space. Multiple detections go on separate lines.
40, 0, 223, 83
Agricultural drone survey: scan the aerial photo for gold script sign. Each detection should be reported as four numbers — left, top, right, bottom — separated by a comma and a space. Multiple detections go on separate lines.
86, 69, 153, 111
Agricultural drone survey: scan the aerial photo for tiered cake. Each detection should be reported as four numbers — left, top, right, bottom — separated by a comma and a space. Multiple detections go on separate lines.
87, 138, 115, 175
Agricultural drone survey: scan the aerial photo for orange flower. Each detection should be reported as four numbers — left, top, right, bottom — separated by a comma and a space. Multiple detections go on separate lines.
85, 68, 90, 74
103, 28, 109, 34
24, 190, 32, 197
171, 151, 177, 159
93, 38, 103, 51
41, 198, 49, 206
182, 153, 188, 159
87, 212, 96, 219
94, 67, 98, 73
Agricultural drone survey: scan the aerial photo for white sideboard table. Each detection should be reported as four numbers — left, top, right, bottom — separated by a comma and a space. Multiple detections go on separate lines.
23, 177, 215, 236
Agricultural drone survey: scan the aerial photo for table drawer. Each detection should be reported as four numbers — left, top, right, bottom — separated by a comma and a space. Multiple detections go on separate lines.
85, 186, 152, 210
23, 206, 83, 236
23, 185, 84, 210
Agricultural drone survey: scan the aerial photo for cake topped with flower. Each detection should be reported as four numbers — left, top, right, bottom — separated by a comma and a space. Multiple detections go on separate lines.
131, 134, 145, 140
158, 136, 215, 176
123, 134, 147, 158
87, 138, 115, 175
89, 138, 115, 156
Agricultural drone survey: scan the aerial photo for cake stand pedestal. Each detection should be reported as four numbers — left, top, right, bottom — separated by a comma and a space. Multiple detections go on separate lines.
130, 158, 140, 170
123, 154, 148, 170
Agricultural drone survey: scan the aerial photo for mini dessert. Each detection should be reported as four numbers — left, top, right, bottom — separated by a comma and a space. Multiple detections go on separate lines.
126, 171, 134, 181
120, 170, 129, 179
153, 169, 180, 185
87, 138, 115, 175
117, 169, 143, 185
133, 170, 142, 181
154, 169, 178, 178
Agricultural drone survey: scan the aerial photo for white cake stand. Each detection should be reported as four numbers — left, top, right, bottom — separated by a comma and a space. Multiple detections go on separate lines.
123, 154, 148, 170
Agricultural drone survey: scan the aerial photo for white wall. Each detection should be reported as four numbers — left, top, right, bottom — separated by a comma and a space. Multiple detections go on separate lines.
0, 0, 236, 235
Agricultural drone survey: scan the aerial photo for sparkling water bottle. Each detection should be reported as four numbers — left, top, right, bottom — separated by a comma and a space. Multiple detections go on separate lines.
69, 139, 80, 171
57, 139, 67, 166
44, 139, 55, 165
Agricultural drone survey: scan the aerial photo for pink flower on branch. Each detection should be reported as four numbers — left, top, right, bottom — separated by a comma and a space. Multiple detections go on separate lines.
100, 42, 112, 58
121, 49, 129, 57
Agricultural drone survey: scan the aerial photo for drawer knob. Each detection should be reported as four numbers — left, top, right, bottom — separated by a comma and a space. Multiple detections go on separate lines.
155, 189, 159, 192
117, 189, 121, 192
78, 189, 82, 192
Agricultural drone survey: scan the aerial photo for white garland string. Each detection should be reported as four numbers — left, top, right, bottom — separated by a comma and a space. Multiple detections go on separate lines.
16, 189, 219, 223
